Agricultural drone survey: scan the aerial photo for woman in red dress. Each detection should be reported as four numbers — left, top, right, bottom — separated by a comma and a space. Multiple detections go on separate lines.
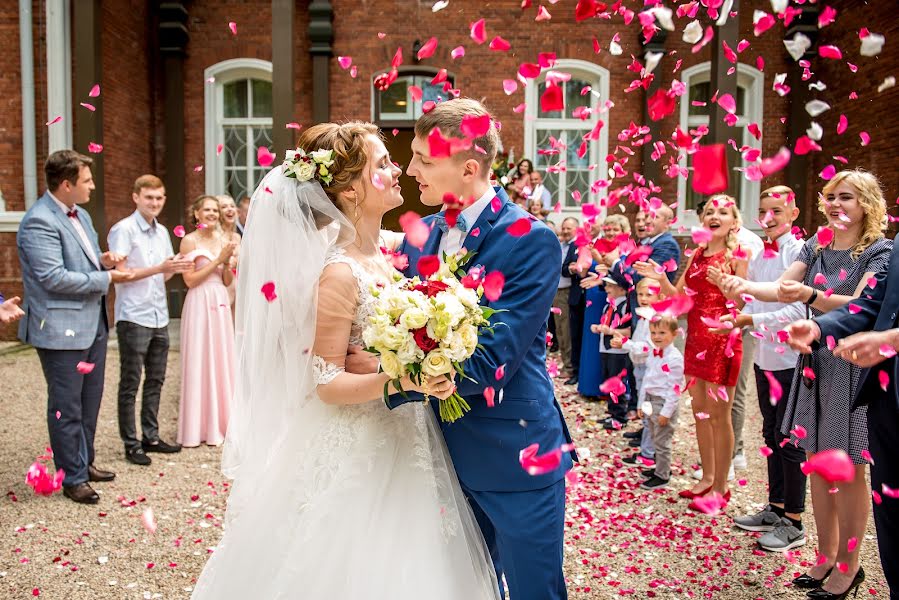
636, 196, 748, 507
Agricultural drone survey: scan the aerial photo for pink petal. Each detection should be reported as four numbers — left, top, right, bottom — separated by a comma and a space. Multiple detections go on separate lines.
862, 449, 875, 465
691, 226, 713, 245
488, 36, 511, 52
519, 443, 562, 475
801, 448, 855, 483
461, 114, 491, 139
764, 371, 783, 405
80, 102, 96, 112
879, 345, 897, 358
837, 114, 848, 134
859, 131, 871, 146
651, 294, 694, 318
717, 93, 737, 114
506, 218, 532, 237
879, 369, 890, 391
882, 484, 899, 499
228, 21, 237, 35
88, 84, 101, 97
647, 88, 676, 121
256, 146, 275, 167
87, 142, 103, 154
535, 5, 552, 21
816, 226, 835, 247
792, 424, 808, 439
818, 6, 837, 27
495, 364, 506, 380
820, 164, 837, 180
759, 446, 774, 458
848, 304, 862, 314
813, 273, 828, 285
417, 255, 440, 279
470, 18, 487, 44
819, 45, 843, 59
794, 136, 822, 155
691, 144, 729, 195
216, 143, 223, 156
451, 46, 465, 59
141, 508, 157, 534
337, 56, 352, 69
484, 386, 495, 407
483, 271, 505, 302
416, 37, 438, 60
46, 116, 63, 126
76, 362, 95, 374
691, 491, 728, 515
847, 537, 858, 553
173, 225, 186, 238
260, 282, 277, 302
503, 79, 518, 95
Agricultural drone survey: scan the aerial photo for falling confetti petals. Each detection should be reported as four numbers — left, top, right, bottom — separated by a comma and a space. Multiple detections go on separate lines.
260, 282, 278, 303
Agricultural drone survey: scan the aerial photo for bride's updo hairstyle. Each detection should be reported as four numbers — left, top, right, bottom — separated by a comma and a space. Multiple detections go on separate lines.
296, 121, 382, 214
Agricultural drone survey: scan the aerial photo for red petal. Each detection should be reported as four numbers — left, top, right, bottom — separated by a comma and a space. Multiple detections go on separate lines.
506, 218, 532, 237
801, 448, 855, 483
470, 18, 487, 44
489, 36, 511, 52
416, 37, 438, 60
647, 89, 676, 121
399, 212, 429, 250
540, 84, 564, 112
691, 144, 729, 195
260, 282, 278, 302
417, 255, 440, 278
483, 271, 505, 301
519, 443, 562, 475
256, 146, 275, 167
460, 114, 491, 139
76, 362, 95, 374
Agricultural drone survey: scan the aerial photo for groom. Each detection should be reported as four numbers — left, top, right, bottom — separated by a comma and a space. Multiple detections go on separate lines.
351, 98, 574, 599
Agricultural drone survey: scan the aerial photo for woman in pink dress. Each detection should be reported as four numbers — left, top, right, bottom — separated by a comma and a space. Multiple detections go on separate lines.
178, 195, 238, 447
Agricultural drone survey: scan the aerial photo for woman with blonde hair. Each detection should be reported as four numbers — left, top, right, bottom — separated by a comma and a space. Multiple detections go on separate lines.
720, 170, 891, 598
216, 194, 242, 310
635, 195, 748, 507
178, 195, 238, 447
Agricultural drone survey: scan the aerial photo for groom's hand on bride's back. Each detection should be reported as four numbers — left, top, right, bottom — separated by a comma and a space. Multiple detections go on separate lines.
345, 344, 380, 374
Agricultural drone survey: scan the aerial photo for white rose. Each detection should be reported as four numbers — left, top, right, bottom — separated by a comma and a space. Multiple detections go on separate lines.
457, 286, 481, 310
381, 325, 407, 351
397, 334, 424, 364
399, 307, 428, 330
310, 149, 335, 166
442, 331, 469, 362
421, 349, 453, 377
379, 350, 404, 379
295, 161, 316, 181
459, 324, 479, 354
284, 149, 299, 162
434, 293, 466, 328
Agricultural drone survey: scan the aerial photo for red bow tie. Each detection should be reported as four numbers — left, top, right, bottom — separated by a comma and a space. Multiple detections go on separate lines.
66, 209, 78, 219
653, 348, 664, 358
763, 239, 779, 253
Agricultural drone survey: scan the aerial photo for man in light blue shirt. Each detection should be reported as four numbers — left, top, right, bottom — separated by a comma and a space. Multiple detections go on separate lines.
108, 175, 192, 466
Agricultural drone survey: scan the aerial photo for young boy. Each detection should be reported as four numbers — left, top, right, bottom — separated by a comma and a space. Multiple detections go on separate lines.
591, 265, 634, 430
720, 186, 807, 551
638, 315, 685, 490
618, 278, 662, 466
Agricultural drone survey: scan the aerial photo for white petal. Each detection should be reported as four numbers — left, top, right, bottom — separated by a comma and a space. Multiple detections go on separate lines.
808, 81, 827, 91
715, 0, 733, 26
641, 401, 654, 416
860, 33, 885, 57
878, 76, 896, 93
609, 40, 623, 56
784, 33, 812, 61
682, 20, 703, 44
806, 121, 823, 141
805, 99, 831, 117
649, 6, 674, 31
769, 0, 788, 13
644, 51, 664, 74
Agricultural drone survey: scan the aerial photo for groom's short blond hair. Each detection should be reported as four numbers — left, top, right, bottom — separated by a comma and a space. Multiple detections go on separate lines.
414, 98, 500, 178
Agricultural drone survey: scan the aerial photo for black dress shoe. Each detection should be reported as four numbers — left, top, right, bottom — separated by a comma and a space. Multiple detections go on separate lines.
628, 437, 642, 447
793, 567, 833, 589
564, 376, 578, 386
63, 483, 99, 504
623, 429, 643, 439
142, 439, 182, 454
125, 447, 152, 466
88, 465, 116, 482
806, 567, 864, 599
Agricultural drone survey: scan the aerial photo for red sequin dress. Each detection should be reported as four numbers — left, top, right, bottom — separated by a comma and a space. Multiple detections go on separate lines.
683, 250, 743, 387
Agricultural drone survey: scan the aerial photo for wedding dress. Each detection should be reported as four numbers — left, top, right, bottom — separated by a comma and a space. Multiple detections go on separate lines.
191, 167, 499, 600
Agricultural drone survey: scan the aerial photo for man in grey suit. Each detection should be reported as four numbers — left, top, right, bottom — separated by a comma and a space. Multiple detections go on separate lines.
17, 150, 133, 504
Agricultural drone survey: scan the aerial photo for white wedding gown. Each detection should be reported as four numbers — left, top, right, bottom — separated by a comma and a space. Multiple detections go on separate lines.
191, 249, 499, 600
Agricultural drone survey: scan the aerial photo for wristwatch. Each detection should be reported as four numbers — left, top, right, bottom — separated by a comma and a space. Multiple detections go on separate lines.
805, 288, 818, 305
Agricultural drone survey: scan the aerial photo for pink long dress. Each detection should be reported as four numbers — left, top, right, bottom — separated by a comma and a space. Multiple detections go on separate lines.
178, 249, 234, 447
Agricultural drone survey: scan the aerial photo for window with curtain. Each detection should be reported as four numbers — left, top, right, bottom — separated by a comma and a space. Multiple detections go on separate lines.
220, 78, 273, 200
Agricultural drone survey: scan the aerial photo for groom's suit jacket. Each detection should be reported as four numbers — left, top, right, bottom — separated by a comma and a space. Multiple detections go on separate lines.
17, 192, 110, 350
392, 187, 575, 492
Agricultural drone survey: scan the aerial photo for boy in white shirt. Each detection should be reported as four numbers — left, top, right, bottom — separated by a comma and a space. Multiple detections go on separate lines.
618, 278, 661, 467
638, 315, 685, 490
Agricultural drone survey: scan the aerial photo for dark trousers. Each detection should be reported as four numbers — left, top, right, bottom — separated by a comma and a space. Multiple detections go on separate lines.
866, 368, 899, 599
602, 352, 633, 423
116, 321, 169, 450
755, 366, 807, 514
547, 312, 556, 348
36, 311, 107, 487
568, 300, 585, 375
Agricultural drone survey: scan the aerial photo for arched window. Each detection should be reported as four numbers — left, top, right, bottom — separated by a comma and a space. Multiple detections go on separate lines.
371, 69, 454, 126
524, 59, 610, 212
204, 59, 273, 199
677, 62, 764, 228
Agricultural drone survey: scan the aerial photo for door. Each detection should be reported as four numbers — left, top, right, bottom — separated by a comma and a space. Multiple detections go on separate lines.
382, 127, 439, 231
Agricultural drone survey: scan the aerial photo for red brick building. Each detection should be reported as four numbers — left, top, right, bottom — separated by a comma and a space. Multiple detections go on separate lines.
1, 0, 896, 339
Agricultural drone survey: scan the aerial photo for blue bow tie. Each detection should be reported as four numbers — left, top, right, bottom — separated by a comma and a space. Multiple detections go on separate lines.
434, 212, 468, 234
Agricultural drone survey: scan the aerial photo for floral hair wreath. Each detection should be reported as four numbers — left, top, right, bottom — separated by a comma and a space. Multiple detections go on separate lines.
282, 148, 336, 186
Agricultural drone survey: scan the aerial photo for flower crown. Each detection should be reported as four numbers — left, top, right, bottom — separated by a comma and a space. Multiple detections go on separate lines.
283, 148, 335, 186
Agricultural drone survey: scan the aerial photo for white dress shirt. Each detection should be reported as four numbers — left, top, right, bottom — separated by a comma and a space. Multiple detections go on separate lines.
50, 192, 101, 269
621, 316, 651, 365
439, 187, 495, 257
558, 240, 572, 289
639, 344, 685, 418
533, 185, 553, 210
736, 226, 764, 260
743, 231, 805, 371
108, 210, 175, 328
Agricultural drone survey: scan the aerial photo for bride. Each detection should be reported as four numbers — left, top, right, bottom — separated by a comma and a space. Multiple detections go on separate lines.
190, 122, 500, 599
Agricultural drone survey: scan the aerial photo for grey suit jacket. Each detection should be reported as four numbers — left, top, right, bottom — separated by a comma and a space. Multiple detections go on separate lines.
17, 193, 110, 350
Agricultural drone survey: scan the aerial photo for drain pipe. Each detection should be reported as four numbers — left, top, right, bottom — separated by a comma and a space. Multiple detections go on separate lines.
19, 0, 37, 208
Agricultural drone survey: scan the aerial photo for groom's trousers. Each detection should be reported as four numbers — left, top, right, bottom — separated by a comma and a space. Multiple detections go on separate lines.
464, 479, 568, 600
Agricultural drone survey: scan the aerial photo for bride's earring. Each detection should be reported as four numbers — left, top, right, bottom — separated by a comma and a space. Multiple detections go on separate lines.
353, 192, 360, 219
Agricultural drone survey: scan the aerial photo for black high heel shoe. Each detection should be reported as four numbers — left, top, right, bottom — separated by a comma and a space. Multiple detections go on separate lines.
793, 567, 833, 589
806, 566, 865, 599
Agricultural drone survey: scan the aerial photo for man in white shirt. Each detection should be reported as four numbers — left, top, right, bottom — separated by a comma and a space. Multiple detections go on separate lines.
717, 186, 808, 552
529, 170, 553, 212
108, 175, 193, 466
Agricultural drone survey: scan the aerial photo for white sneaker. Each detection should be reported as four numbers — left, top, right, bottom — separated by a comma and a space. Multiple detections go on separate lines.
692, 465, 735, 481
733, 453, 748, 470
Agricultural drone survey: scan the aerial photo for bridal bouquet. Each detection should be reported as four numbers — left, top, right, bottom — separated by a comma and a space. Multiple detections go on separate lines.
363, 252, 501, 423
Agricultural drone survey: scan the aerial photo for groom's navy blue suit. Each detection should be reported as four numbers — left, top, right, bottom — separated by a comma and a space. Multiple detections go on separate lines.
391, 187, 575, 600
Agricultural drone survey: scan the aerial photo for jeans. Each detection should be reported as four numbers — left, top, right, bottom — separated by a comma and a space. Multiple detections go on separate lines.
602, 352, 633, 423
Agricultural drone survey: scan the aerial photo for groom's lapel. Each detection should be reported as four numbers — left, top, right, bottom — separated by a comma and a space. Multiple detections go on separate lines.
460, 186, 509, 258
421, 217, 443, 259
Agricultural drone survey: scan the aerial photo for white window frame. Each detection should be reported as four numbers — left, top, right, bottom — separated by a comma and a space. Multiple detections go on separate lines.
524, 59, 610, 220
204, 58, 273, 196
676, 62, 764, 231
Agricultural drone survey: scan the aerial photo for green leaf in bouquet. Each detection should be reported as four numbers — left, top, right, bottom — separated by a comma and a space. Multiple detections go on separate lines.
392, 377, 411, 401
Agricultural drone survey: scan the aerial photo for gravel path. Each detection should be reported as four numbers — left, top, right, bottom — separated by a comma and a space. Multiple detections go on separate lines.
0, 346, 889, 599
